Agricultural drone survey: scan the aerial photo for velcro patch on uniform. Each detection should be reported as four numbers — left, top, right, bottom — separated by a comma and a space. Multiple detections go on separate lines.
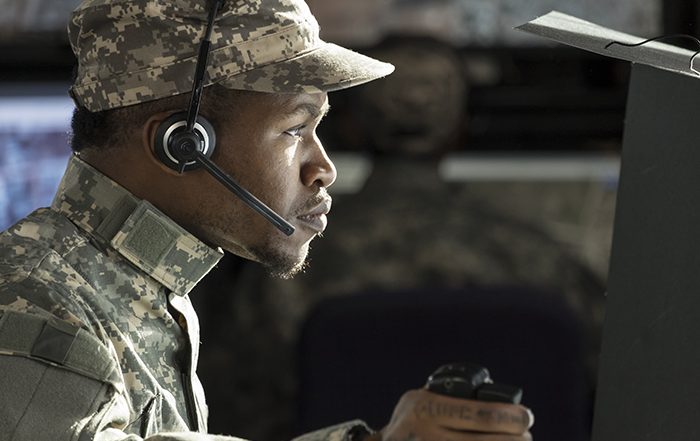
0, 310, 44, 354
122, 211, 177, 269
31, 317, 79, 365
109, 199, 223, 295
112, 203, 178, 272
0, 310, 123, 391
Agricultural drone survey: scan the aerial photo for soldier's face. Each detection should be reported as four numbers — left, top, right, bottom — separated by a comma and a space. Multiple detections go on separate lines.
189, 91, 336, 278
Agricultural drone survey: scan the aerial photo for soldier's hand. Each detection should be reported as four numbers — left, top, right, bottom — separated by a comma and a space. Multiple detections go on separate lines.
367, 389, 534, 441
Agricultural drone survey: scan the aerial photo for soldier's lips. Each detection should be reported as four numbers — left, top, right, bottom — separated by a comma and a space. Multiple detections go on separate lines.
296, 213, 327, 233
296, 199, 331, 233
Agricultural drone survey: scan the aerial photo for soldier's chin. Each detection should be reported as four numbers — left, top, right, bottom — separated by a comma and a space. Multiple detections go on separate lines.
252, 245, 310, 280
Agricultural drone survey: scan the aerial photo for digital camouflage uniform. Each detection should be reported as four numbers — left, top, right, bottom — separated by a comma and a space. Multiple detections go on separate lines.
3, 0, 393, 438
0, 156, 372, 440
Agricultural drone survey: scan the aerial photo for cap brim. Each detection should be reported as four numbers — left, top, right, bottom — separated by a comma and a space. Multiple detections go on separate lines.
218, 42, 395, 94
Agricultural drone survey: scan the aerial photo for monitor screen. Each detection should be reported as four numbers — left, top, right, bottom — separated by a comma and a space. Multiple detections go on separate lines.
0, 89, 73, 230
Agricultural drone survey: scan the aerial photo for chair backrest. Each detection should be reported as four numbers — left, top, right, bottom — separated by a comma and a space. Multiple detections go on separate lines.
297, 285, 591, 441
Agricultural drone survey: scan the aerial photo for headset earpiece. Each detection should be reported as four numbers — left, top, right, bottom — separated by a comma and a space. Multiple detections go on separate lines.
154, 112, 216, 173
146, 0, 294, 235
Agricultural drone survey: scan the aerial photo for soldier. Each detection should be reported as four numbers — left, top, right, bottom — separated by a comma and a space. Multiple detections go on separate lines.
0, 0, 533, 440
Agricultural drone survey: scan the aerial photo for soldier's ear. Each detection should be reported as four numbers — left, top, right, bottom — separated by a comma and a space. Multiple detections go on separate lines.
142, 111, 184, 176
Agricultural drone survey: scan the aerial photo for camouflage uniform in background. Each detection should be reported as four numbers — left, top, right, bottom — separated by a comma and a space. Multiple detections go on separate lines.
0, 156, 371, 441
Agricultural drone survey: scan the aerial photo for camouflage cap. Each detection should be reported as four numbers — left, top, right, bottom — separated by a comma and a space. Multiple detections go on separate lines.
69, 0, 395, 112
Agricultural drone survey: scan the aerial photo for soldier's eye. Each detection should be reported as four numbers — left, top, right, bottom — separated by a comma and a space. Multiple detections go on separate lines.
284, 125, 305, 138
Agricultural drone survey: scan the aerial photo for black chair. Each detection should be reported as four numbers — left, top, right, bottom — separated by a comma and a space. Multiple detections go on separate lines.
297, 285, 592, 441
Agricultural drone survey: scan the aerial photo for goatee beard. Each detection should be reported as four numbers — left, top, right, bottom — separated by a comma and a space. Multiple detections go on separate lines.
252, 245, 311, 279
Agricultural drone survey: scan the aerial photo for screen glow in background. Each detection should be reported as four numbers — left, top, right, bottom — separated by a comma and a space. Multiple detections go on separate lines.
0, 96, 73, 230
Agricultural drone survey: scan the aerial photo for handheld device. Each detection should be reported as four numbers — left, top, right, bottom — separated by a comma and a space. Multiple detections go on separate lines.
426, 362, 523, 404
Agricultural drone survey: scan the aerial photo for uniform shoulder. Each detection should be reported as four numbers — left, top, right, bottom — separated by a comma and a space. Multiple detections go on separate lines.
0, 208, 90, 267
0, 210, 124, 391
0, 208, 96, 327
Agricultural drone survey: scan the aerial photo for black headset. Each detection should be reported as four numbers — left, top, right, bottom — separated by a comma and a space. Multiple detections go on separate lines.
153, 0, 295, 236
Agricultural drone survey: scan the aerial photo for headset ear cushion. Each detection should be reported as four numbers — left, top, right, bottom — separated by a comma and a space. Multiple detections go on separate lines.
154, 112, 217, 172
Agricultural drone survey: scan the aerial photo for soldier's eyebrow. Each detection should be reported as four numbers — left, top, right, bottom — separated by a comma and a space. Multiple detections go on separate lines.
288, 102, 331, 120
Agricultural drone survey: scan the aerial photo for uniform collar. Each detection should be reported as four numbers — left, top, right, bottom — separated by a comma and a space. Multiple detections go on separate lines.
51, 155, 224, 296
